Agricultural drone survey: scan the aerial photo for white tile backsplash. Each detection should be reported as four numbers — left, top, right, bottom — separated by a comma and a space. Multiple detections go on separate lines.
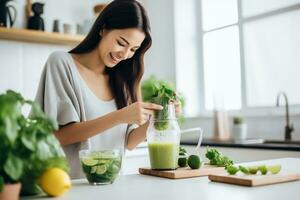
0, 40, 23, 93
0, 40, 71, 100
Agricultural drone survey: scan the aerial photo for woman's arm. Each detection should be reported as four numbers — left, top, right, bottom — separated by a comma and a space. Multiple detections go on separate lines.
55, 101, 162, 146
126, 122, 149, 150
55, 109, 123, 146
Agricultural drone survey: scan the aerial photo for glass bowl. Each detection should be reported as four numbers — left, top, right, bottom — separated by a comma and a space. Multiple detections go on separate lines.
79, 149, 122, 185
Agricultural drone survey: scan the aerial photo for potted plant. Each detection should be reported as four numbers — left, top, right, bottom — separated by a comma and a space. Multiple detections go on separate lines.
232, 116, 247, 140
0, 90, 69, 199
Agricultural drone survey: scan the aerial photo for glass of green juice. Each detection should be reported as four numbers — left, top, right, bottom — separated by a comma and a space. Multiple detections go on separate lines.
79, 149, 122, 185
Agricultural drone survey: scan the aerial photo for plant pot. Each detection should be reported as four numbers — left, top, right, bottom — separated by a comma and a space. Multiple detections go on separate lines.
232, 123, 247, 140
0, 182, 21, 200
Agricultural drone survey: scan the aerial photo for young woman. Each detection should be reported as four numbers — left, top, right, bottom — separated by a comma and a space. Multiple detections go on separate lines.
34, 0, 180, 179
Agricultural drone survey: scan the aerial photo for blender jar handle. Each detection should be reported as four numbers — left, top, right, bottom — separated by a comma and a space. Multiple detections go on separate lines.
181, 127, 203, 155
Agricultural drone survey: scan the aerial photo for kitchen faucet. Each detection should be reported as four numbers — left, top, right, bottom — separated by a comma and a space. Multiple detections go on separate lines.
276, 91, 294, 141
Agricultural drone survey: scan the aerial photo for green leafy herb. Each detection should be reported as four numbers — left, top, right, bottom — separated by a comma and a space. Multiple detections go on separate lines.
179, 146, 187, 154
151, 85, 177, 130
0, 176, 4, 192
205, 147, 234, 167
0, 90, 69, 196
141, 75, 186, 128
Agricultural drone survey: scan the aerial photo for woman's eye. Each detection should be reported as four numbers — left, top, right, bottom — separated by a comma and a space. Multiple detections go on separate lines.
117, 41, 125, 47
131, 49, 137, 52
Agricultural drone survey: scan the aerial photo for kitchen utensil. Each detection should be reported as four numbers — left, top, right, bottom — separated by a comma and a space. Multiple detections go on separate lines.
0, 0, 17, 28
146, 104, 203, 170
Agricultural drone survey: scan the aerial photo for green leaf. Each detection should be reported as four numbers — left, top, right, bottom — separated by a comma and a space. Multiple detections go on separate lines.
4, 154, 24, 181
20, 129, 36, 151
206, 147, 234, 167
36, 141, 51, 160
0, 90, 68, 196
27, 101, 45, 118
0, 176, 4, 192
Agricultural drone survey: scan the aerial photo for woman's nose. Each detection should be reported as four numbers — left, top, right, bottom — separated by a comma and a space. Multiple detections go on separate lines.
118, 48, 131, 60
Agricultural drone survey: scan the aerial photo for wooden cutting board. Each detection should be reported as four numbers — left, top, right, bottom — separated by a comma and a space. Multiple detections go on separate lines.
208, 173, 300, 186
139, 165, 225, 179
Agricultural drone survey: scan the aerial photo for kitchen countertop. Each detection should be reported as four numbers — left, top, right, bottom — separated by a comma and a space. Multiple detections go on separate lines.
183, 139, 300, 151
22, 158, 300, 200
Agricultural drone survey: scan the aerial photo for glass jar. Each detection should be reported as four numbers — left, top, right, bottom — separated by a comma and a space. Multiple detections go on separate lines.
146, 104, 180, 170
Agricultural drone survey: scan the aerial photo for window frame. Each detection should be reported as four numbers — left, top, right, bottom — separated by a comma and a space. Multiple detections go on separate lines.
191, 0, 300, 118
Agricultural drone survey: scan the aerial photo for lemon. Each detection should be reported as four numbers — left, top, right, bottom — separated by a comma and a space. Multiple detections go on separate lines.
81, 157, 98, 166
96, 165, 107, 175
39, 168, 71, 197
188, 155, 202, 169
267, 165, 281, 174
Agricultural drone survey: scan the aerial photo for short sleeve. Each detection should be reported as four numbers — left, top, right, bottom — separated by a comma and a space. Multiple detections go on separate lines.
124, 123, 139, 149
34, 52, 80, 126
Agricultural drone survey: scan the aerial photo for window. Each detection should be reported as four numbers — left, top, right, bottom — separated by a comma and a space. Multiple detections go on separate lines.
175, 0, 300, 116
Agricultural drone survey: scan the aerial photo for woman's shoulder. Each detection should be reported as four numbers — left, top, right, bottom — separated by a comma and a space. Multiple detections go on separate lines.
47, 51, 71, 64
45, 51, 73, 74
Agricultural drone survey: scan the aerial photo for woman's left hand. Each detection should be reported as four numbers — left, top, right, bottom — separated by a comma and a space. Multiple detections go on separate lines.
171, 100, 182, 117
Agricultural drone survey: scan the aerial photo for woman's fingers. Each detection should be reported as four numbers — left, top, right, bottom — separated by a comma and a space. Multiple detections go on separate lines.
142, 102, 163, 110
142, 108, 154, 116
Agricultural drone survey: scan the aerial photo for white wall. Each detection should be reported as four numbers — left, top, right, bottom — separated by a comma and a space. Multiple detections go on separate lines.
141, 0, 176, 83
0, 0, 109, 100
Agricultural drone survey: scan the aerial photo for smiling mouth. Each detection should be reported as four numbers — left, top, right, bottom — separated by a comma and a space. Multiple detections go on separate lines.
110, 53, 121, 64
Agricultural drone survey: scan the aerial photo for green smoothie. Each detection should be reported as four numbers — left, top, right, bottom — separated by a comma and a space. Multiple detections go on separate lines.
148, 142, 179, 169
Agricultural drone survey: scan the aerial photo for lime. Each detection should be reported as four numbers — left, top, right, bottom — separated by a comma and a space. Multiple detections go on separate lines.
188, 155, 201, 169
226, 165, 239, 175
248, 166, 258, 174
267, 165, 281, 174
91, 166, 97, 174
239, 165, 250, 174
99, 159, 112, 165
81, 157, 98, 166
258, 165, 268, 175
96, 165, 107, 175
111, 164, 121, 173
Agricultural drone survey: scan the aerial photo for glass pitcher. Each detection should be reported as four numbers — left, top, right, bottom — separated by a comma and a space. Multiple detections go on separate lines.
146, 104, 203, 170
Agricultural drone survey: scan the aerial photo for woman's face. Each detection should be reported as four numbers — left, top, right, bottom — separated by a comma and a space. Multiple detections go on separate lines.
98, 28, 146, 67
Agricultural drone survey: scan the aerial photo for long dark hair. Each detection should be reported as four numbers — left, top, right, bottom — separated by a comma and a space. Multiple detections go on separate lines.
69, 0, 152, 109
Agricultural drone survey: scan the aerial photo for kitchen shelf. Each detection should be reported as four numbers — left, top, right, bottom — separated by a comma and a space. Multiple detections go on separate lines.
0, 27, 84, 45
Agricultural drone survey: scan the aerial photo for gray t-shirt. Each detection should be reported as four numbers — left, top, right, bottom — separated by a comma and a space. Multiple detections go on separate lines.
34, 51, 136, 179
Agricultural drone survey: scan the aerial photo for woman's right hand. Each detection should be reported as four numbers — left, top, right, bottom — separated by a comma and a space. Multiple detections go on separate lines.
118, 102, 163, 125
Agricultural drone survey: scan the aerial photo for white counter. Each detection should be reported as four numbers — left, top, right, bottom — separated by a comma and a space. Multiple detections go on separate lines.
22, 158, 300, 200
